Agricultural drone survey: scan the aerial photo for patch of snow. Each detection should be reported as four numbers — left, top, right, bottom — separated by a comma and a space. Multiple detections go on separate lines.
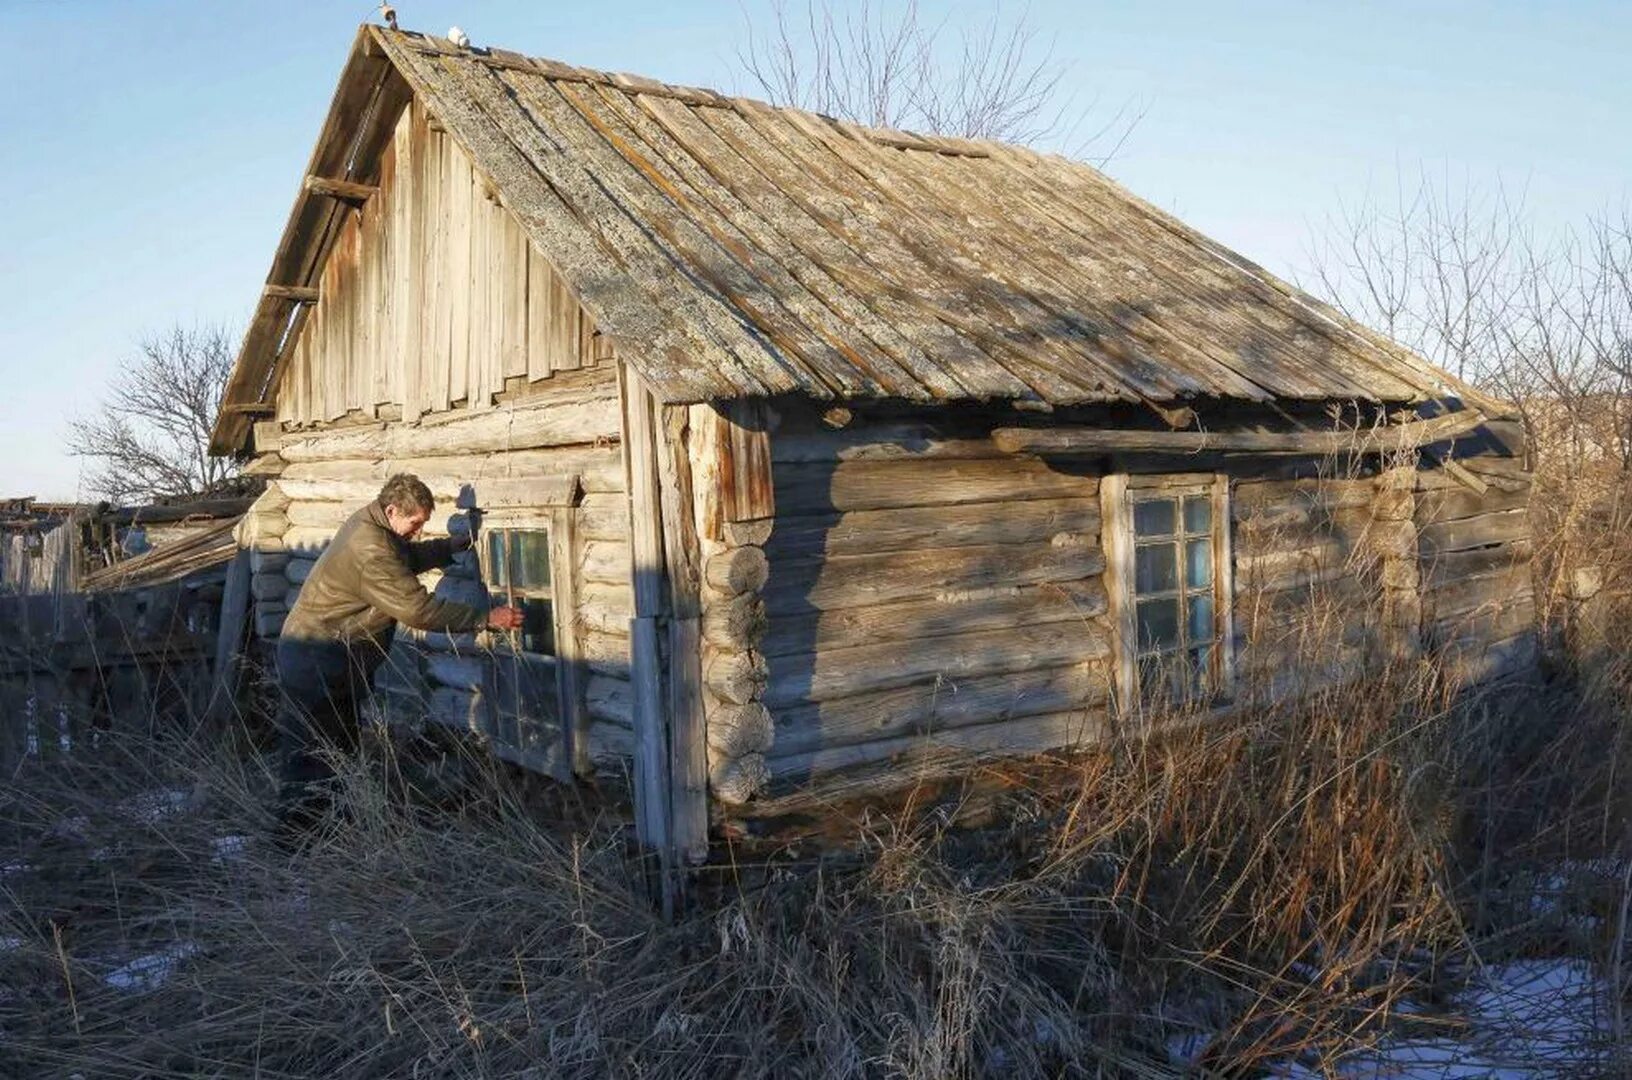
1271, 957, 1610, 1079
0, 935, 23, 953
50, 814, 89, 840
122, 788, 191, 824
210, 835, 248, 864
1166, 1028, 1212, 1066
104, 941, 198, 994
0, 861, 34, 879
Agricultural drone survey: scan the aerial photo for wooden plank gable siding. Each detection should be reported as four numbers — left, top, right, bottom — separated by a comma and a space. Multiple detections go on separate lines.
274, 100, 608, 431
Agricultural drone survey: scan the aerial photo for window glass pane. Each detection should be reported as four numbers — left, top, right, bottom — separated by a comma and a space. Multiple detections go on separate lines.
1184, 495, 1212, 533
1133, 498, 1176, 536
1190, 644, 1213, 694
511, 531, 551, 590
1188, 593, 1215, 642
486, 532, 507, 589
1185, 539, 1213, 588
521, 598, 554, 655
1136, 597, 1180, 651
1135, 542, 1178, 593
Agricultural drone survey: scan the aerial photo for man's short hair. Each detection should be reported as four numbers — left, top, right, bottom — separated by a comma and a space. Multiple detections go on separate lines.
378, 474, 435, 516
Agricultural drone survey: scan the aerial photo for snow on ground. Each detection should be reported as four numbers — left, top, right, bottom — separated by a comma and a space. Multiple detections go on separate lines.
104, 942, 199, 994
1267, 958, 1610, 1078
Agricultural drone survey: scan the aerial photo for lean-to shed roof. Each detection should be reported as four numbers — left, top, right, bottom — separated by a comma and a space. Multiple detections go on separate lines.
213, 25, 1485, 455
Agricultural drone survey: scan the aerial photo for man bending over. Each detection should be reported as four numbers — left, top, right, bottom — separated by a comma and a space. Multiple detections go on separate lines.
275, 473, 523, 835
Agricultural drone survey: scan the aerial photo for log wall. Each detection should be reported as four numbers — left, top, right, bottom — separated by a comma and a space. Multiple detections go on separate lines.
750, 415, 1115, 801
245, 382, 635, 774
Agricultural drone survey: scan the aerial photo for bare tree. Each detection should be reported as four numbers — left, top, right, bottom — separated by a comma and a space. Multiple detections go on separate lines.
69, 324, 240, 504
736, 0, 1141, 159
1305, 175, 1632, 613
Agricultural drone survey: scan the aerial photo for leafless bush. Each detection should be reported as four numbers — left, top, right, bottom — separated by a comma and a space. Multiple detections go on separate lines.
735, 0, 1142, 159
68, 324, 240, 504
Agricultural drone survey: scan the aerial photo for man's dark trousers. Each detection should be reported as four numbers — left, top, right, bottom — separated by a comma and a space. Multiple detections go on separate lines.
274, 635, 391, 827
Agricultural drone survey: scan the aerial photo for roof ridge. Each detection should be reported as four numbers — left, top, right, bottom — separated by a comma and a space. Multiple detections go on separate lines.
375, 25, 998, 160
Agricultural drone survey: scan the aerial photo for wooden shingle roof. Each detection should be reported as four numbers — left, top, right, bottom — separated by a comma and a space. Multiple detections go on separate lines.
214, 25, 1487, 454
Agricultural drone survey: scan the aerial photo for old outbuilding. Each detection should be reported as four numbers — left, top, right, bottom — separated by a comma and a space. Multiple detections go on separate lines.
212, 25, 1536, 863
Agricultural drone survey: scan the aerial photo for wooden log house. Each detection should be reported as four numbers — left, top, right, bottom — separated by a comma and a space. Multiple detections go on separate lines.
210, 25, 1537, 857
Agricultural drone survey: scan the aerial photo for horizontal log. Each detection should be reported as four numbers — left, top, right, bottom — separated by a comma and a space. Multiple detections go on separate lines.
284, 557, 317, 585
285, 501, 350, 528
765, 620, 1110, 707
1436, 629, 1538, 687
262, 284, 318, 302
580, 539, 630, 585
774, 457, 1098, 516
425, 652, 486, 691
577, 581, 634, 634
702, 592, 767, 650
581, 628, 629, 675
764, 497, 1101, 560
577, 493, 629, 541
763, 542, 1105, 614
1420, 540, 1533, 591
706, 649, 769, 705
769, 661, 1109, 758
761, 579, 1107, 658
993, 410, 1487, 457
273, 448, 623, 502
587, 720, 634, 763
277, 395, 620, 462
706, 701, 774, 756
1233, 544, 1352, 596
1417, 509, 1530, 556
235, 511, 288, 544
764, 707, 1112, 788
281, 526, 336, 556
1425, 565, 1535, 623
1429, 595, 1536, 648
1232, 477, 1376, 514
472, 476, 580, 509
722, 518, 775, 547
1415, 484, 1530, 523
709, 751, 769, 806
250, 573, 289, 601
704, 546, 769, 595
586, 673, 633, 727
771, 424, 1003, 464
428, 685, 487, 735
304, 174, 379, 202
249, 549, 289, 574
254, 608, 287, 638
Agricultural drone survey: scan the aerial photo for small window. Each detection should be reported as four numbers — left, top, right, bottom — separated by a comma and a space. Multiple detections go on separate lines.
480, 529, 555, 655
1127, 484, 1227, 705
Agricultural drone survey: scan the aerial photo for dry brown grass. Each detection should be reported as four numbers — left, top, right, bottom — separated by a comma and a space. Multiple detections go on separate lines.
4, 455, 1631, 1077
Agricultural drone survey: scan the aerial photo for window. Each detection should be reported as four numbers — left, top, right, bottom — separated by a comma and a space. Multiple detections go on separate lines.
480, 528, 555, 655
1106, 475, 1233, 709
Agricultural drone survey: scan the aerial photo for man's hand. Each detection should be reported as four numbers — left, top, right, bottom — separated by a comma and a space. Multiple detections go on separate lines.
486, 604, 525, 631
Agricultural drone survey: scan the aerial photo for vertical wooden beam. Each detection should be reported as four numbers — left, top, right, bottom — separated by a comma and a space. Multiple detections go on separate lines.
1099, 473, 1137, 713
618, 363, 675, 909
205, 549, 253, 724
658, 404, 710, 864
1211, 473, 1237, 694
720, 399, 775, 524
550, 505, 589, 777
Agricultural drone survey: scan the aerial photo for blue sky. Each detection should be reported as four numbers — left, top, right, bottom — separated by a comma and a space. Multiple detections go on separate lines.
1, 0, 1625, 499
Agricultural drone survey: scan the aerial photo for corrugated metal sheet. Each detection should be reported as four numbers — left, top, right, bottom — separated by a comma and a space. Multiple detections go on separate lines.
215, 25, 1482, 453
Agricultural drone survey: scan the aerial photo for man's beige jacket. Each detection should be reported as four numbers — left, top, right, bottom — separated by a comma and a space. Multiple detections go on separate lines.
282, 501, 486, 649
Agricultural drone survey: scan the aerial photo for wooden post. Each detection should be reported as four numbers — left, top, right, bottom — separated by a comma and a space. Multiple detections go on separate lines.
618, 363, 676, 911
204, 548, 253, 724
1099, 473, 1137, 713
658, 405, 710, 865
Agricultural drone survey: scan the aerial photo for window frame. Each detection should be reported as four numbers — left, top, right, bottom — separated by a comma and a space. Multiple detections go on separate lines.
1102, 472, 1235, 712
478, 526, 558, 657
